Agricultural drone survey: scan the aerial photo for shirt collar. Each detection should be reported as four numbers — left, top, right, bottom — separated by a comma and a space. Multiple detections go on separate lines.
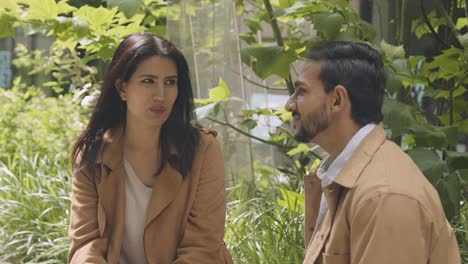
316, 123, 377, 188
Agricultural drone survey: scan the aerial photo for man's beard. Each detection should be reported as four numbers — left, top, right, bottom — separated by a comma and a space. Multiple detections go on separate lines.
294, 103, 329, 143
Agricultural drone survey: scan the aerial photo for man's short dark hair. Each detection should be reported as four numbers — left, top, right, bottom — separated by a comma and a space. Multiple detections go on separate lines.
306, 42, 386, 126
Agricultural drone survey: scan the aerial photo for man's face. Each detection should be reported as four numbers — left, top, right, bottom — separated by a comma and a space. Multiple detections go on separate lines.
285, 62, 331, 143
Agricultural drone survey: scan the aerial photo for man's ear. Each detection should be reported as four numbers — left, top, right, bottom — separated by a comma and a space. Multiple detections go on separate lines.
332, 85, 348, 111
115, 79, 126, 100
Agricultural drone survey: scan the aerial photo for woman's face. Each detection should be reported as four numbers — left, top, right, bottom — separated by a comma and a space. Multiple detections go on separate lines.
118, 56, 178, 129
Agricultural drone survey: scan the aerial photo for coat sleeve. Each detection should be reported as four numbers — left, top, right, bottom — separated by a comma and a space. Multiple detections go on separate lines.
173, 137, 233, 264
68, 168, 108, 264
349, 193, 460, 264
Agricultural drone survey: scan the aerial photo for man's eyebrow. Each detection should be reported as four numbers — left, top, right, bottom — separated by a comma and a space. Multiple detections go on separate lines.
294, 80, 305, 88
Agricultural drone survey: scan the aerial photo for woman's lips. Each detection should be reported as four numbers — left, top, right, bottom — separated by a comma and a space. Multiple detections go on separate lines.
149, 106, 166, 114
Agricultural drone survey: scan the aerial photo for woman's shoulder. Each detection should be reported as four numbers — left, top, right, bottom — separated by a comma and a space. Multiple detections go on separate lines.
197, 127, 220, 148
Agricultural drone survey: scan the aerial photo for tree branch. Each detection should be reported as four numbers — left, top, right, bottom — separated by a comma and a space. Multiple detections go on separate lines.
434, 0, 460, 38
207, 116, 322, 160
262, 0, 295, 95
207, 116, 288, 149
243, 76, 288, 91
420, 0, 451, 49
465, 0, 468, 22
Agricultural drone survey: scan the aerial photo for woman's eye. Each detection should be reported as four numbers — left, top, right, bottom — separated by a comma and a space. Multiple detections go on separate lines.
165, 79, 177, 86
141, 79, 154, 84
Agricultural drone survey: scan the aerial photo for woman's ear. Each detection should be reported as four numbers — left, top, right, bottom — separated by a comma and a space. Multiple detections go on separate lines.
115, 79, 126, 101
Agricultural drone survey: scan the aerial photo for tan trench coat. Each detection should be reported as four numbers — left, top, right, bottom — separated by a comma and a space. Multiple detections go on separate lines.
303, 124, 460, 264
68, 127, 233, 264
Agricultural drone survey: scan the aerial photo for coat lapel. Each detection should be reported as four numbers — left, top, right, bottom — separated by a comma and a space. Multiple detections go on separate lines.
94, 126, 126, 261
145, 162, 183, 227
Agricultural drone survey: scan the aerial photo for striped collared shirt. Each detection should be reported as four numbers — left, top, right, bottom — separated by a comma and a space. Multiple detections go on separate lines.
309, 123, 377, 246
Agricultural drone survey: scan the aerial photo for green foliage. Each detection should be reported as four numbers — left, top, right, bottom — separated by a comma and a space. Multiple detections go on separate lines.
0, 86, 85, 262
225, 163, 305, 263
0, 0, 167, 64
0, 84, 86, 163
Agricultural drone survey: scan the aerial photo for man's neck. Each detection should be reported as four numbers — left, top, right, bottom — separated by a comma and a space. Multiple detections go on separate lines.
316, 120, 361, 160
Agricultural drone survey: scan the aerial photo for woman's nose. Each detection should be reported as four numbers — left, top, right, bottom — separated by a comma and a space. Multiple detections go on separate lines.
151, 86, 164, 100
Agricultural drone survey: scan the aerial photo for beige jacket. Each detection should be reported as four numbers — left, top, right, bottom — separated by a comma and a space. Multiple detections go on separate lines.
68, 127, 233, 264
303, 124, 460, 264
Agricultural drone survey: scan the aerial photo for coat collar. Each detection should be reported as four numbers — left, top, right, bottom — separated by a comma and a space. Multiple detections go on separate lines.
332, 123, 387, 189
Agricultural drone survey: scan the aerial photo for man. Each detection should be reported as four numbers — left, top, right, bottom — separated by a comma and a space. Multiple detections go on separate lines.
285, 42, 460, 263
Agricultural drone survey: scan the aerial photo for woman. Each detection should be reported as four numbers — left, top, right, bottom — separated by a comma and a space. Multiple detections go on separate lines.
68, 32, 232, 264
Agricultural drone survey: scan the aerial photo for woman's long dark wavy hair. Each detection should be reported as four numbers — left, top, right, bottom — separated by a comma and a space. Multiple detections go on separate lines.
71, 32, 200, 177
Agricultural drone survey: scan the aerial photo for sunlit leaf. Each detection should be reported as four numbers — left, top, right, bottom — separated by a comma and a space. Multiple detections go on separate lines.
195, 78, 230, 105
0, 13, 15, 38
241, 44, 298, 79
456, 17, 467, 30
381, 39, 405, 60
287, 143, 310, 156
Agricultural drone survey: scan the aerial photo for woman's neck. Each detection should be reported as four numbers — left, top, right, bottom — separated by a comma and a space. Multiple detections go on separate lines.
123, 119, 161, 154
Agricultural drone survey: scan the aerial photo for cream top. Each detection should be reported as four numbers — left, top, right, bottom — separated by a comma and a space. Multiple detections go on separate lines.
119, 159, 152, 264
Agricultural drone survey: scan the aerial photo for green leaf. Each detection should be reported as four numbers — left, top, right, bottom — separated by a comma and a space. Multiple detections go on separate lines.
455, 119, 468, 134
273, 107, 292, 121
383, 98, 451, 148
456, 32, 468, 50
195, 102, 218, 120
0, 0, 18, 12
108, 0, 143, 18
310, 12, 346, 41
381, 39, 405, 60
412, 125, 448, 149
26, 0, 58, 20
446, 151, 468, 171
106, 22, 146, 38
246, 20, 262, 33
385, 70, 403, 95
287, 143, 310, 156
241, 44, 298, 79
241, 119, 257, 129
194, 78, 230, 105
239, 33, 257, 45
438, 126, 459, 146
0, 13, 15, 38
274, 2, 328, 18
406, 147, 448, 184
75, 6, 118, 30
277, 187, 304, 213
56, 1, 76, 14
456, 17, 467, 30
209, 78, 230, 101
435, 172, 460, 221
425, 47, 463, 81
382, 98, 415, 138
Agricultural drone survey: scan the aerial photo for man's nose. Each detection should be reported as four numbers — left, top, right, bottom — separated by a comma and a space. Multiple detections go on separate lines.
285, 96, 296, 112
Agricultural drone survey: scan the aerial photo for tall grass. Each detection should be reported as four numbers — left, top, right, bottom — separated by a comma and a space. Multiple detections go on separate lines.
225, 164, 305, 264
0, 154, 70, 263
